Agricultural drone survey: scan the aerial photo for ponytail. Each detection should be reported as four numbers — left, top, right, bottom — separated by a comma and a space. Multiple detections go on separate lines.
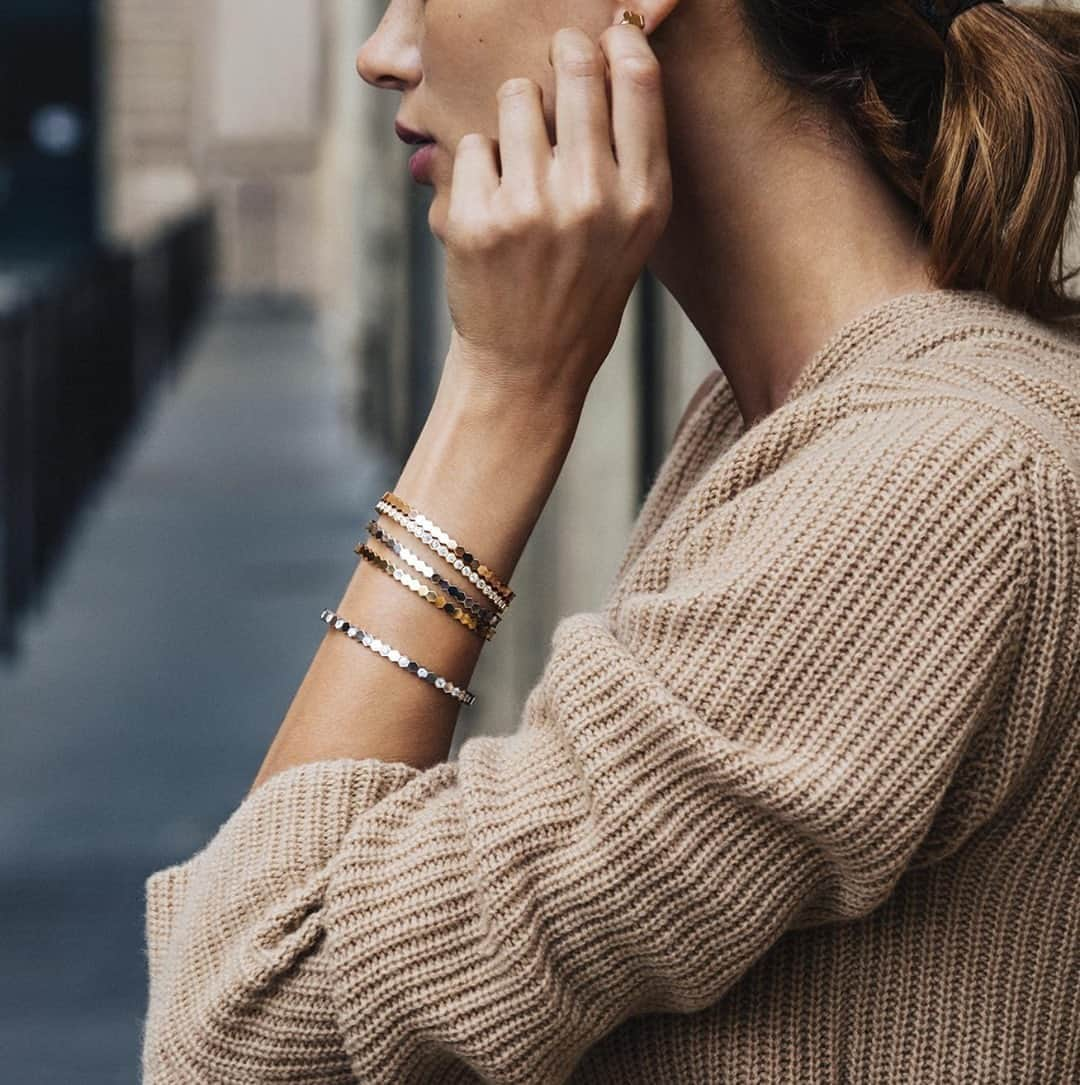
739, 0, 1080, 323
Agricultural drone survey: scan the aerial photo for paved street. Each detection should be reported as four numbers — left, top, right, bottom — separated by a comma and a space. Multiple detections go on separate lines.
0, 301, 394, 1083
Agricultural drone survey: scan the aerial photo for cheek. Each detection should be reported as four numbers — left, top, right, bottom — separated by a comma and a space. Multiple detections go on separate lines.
422, 0, 554, 143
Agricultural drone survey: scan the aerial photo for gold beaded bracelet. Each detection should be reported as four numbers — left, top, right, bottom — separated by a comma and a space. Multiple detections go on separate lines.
375, 499, 510, 613
381, 490, 515, 605
363, 519, 501, 630
355, 543, 496, 641
330, 492, 512, 706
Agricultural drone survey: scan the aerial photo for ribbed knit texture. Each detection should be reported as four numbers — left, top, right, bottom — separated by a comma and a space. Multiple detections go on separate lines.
141, 287, 1080, 1084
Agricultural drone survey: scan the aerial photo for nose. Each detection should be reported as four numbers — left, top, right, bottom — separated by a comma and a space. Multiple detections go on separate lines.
355, 16, 420, 90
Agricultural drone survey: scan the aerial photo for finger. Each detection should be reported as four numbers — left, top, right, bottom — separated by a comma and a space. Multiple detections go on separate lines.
551, 27, 615, 174
597, 21, 667, 191
448, 132, 500, 224
495, 78, 551, 194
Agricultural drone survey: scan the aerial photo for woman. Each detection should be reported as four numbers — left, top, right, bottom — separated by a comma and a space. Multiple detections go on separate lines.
142, 2, 1079, 1082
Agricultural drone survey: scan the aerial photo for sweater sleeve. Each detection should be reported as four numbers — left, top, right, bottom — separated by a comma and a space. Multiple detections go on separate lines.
142, 408, 1042, 1085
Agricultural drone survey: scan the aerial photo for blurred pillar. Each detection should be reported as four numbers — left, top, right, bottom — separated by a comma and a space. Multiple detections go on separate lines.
312, 0, 404, 442
101, 0, 202, 241
190, 0, 324, 299
345, 0, 414, 457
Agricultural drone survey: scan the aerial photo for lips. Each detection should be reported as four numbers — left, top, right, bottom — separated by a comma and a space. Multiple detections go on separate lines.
395, 121, 435, 146
408, 142, 437, 184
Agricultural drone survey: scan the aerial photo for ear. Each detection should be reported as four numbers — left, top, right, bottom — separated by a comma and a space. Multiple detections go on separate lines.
611, 0, 684, 36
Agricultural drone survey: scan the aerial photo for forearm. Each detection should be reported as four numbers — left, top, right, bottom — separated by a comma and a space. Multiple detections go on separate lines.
249, 361, 581, 794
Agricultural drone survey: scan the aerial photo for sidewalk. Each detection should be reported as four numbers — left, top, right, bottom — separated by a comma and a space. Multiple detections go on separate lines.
0, 299, 393, 1083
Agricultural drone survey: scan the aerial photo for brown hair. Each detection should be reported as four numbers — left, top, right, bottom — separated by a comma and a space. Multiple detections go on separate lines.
738, 0, 1080, 324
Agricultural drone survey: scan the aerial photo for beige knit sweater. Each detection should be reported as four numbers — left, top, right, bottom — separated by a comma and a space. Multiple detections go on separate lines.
141, 287, 1080, 1084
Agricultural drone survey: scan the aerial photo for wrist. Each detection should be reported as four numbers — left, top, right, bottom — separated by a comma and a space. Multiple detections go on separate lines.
395, 358, 579, 586
441, 335, 588, 428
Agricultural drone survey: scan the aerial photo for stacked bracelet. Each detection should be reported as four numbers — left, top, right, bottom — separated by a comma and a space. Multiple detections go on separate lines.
320, 608, 477, 706
363, 519, 501, 631
354, 542, 496, 642
375, 499, 510, 613
321, 491, 515, 709
380, 491, 514, 604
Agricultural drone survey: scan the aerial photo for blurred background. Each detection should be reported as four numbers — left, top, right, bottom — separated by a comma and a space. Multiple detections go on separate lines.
0, 2, 1077, 1083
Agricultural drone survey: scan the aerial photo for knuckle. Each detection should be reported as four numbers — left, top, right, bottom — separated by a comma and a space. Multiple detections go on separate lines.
447, 206, 494, 246
614, 54, 660, 89
449, 210, 522, 253
622, 171, 671, 221
560, 52, 603, 79
621, 187, 648, 219
506, 192, 546, 226
484, 219, 516, 248
625, 166, 668, 208
447, 218, 486, 252
630, 194, 669, 230
566, 184, 606, 226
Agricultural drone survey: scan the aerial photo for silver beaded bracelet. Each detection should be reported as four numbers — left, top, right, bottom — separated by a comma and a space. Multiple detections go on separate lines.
320, 607, 477, 707
363, 518, 501, 630
375, 499, 510, 613
381, 490, 514, 604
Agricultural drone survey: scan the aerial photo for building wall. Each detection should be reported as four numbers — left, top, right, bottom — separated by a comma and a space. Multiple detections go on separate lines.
189, 0, 325, 298
102, 0, 350, 301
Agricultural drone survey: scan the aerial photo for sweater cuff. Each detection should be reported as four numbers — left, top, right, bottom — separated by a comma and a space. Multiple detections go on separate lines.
144, 757, 424, 979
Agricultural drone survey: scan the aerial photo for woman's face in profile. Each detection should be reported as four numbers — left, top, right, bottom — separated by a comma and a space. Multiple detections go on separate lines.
356, 0, 614, 235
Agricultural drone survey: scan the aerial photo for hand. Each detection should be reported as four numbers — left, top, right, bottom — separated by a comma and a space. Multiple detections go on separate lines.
443, 20, 672, 412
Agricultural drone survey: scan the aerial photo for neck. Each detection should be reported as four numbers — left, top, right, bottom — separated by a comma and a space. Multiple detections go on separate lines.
646, 10, 937, 431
